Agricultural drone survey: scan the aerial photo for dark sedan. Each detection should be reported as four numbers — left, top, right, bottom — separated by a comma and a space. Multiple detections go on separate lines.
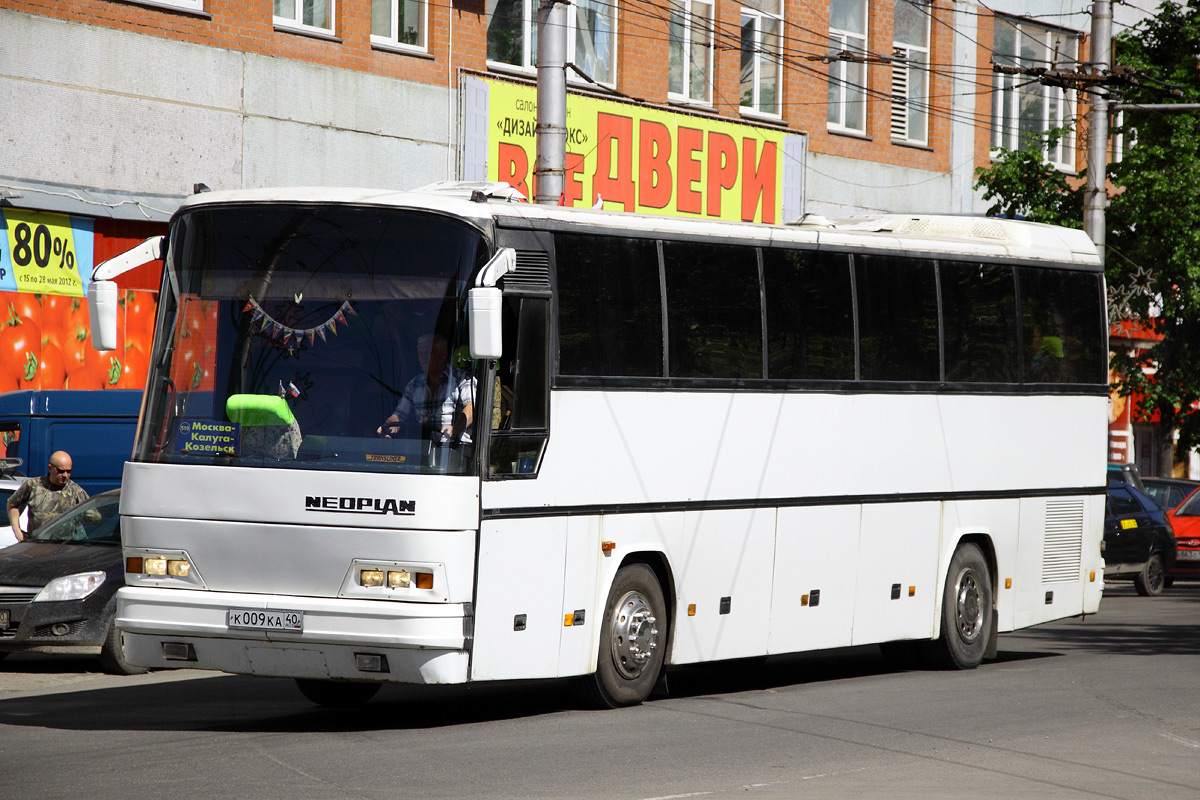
0, 490, 142, 673
1104, 480, 1178, 596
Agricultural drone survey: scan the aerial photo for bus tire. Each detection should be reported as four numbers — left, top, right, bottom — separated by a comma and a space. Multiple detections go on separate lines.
575, 564, 667, 709
295, 679, 380, 707
1134, 554, 1166, 597
924, 543, 993, 670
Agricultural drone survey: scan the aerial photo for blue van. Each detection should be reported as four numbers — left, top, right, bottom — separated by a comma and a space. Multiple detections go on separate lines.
0, 390, 142, 495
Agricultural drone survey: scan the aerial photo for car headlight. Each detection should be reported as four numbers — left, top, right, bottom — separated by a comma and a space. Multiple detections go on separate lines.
33, 571, 106, 602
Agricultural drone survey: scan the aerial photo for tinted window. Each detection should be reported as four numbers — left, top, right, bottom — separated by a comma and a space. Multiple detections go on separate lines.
663, 241, 763, 379
1107, 486, 1142, 516
556, 233, 663, 377
855, 254, 939, 381
763, 248, 854, 380
1018, 267, 1106, 384
940, 261, 1018, 383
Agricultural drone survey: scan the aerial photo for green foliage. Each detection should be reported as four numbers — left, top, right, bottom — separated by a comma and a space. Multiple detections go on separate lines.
975, 1, 1200, 460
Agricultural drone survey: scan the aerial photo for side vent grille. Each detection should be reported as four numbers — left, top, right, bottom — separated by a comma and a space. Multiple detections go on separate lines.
1043, 499, 1084, 584
502, 251, 552, 292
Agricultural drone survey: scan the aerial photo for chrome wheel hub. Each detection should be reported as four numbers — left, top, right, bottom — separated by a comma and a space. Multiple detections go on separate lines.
954, 568, 984, 643
610, 590, 659, 679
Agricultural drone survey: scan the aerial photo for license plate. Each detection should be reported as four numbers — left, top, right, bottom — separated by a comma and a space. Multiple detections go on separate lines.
0, 610, 8, 629
1177, 550, 1200, 561
227, 608, 303, 632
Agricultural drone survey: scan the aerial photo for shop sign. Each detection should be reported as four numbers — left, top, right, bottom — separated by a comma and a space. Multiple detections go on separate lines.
0, 209, 94, 297
462, 75, 806, 224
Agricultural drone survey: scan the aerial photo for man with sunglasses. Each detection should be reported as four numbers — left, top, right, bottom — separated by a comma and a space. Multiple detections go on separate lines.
6, 451, 89, 542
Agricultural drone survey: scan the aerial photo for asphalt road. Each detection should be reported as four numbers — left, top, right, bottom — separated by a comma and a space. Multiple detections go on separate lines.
1, 582, 1197, 800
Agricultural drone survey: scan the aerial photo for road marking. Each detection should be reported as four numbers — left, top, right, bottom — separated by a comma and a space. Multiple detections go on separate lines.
1161, 732, 1200, 749
640, 793, 713, 800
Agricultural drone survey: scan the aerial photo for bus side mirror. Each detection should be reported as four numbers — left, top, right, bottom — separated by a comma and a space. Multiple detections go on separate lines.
468, 247, 516, 360
87, 235, 165, 351
468, 287, 503, 360
87, 281, 120, 351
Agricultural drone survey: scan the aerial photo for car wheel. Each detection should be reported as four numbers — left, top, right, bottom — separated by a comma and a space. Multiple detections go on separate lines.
98, 621, 149, 675
572, 563, 667, 708
295, 679, 380, 707
921, 542, 994, 670
1134, 554, 1166, 597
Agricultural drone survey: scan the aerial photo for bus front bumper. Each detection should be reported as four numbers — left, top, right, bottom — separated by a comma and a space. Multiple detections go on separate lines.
116, 586, 471, 684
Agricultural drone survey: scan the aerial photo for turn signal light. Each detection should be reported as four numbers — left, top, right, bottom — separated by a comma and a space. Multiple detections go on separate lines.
415, 572, 434, 590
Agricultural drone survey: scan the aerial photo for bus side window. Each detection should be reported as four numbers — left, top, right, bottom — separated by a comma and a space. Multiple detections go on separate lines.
488, 295, 549, 477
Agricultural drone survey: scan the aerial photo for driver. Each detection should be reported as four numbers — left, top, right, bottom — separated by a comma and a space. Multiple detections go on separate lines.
378, 333, 476, 444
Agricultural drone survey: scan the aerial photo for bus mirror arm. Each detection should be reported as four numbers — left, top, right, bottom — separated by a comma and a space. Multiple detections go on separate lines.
468, 247, 516, 360
87, 236, 166, 351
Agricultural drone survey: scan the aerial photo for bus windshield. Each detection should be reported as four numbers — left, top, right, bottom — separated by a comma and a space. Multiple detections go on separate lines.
137, 203, 489, 476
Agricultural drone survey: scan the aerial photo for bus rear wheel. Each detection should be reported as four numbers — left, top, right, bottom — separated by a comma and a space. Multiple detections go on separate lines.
295, 679, 381, 707
575, 564, 667, 708
923, 543, 993, 670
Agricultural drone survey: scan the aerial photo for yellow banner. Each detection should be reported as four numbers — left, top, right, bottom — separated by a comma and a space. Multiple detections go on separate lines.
483, 79, 794, 224
2, 209, 86, 296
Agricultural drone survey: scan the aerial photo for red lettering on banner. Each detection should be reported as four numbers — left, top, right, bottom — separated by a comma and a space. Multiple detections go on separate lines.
677, 127, 703, 215
741, 139, 777, 223
593, 113, 636, 210
638, 120, 673, 209
564, 153, 586, 207
498, 142, 531, 200
706, 132, 739, 218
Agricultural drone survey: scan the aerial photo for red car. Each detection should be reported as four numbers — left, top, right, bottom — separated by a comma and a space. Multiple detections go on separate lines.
1166, 488, 1200, 582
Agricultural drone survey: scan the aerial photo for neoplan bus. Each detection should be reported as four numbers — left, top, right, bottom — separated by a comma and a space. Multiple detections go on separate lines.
90, 183, 1108, 708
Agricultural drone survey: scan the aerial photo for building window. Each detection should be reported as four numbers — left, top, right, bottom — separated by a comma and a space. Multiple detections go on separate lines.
274, 0, 334, 33
486, 0, 616, 86
992, 17, 1079, 171
891, 0, 929, 144
669, 0, 715, 104
740, 0, 783, 116
372, 0, 426, 49
828, 0, 867, 133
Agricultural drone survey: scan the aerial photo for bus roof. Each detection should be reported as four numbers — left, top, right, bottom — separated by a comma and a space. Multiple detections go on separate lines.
174, 184, 1101, 268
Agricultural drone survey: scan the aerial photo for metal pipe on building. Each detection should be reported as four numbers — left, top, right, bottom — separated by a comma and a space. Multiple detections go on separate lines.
1084, 0, 1111, 264
534, 0, 567, 205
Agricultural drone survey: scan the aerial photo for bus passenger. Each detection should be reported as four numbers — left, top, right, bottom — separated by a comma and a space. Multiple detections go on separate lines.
377, 333, 476, 444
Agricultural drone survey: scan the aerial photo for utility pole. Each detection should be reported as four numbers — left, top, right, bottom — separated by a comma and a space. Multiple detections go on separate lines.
534, 0, 567, 205
1084, 0, 1111, 264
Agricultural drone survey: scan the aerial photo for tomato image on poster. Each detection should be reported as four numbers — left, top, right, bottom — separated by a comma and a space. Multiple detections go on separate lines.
0, 288, 159, 392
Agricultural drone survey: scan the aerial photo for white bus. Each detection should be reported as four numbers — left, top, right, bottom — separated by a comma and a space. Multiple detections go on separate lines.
95, 183, 1108, 707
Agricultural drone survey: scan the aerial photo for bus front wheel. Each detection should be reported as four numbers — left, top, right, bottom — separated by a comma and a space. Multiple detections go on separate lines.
575, 564, 667, 708
924, 543, 993, 670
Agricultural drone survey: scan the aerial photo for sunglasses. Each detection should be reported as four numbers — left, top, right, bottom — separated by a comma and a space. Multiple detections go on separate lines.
49, 465, 72, 475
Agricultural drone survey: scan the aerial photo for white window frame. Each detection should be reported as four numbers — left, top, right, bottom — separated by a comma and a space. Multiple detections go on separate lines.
827, 0, 868, 134
740, 0, 784, 118
668, 0, 715, 105
371, 0, 429, 52
274, 0, 336, 36
891, 0, 930, 145
992, 17, 1079, 172
485, 0, 618, 88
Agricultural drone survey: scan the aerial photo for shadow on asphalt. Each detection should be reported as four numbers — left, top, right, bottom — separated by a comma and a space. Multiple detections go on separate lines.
1, 583, 1194, 734
0, 642, 1055, 735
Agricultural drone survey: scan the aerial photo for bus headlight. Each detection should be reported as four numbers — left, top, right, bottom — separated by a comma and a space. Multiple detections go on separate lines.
125, 549, 206, 589
343, 560, 445, 601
